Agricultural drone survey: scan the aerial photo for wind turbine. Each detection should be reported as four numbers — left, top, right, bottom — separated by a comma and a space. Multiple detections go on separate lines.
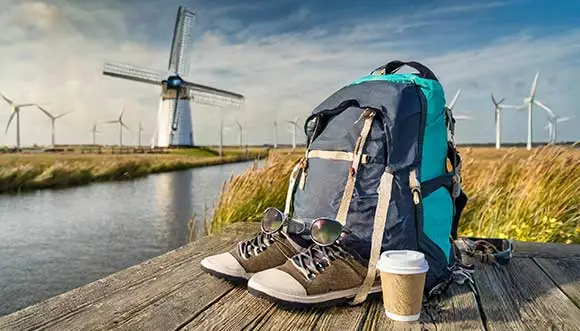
138, 121, 144, 147
89, 123, 99, 145
106, 108, 130, 146
447, 89, 472, 121
102, 6, 244, 148
544, 114, 573, 144
235, 120, 243, 150
1, 93, 37, 150
36, 106, 72, 147
490, 94, 519, 149
273, 120, 278, 148
285, 116, 299, 150
513, 72, 552, 150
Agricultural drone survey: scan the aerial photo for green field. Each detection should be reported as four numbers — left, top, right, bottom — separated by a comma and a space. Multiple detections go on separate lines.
0, 147, 268, 194
204, 146, 580, 244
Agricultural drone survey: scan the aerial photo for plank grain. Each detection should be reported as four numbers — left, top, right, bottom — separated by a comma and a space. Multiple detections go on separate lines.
475, 257, 580, 331
534, 257, 580, 309
0, 222, 258, 331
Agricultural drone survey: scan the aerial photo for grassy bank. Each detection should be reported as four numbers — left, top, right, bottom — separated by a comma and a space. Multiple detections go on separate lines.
205, 146, 580, 244
0, 148, 268, 194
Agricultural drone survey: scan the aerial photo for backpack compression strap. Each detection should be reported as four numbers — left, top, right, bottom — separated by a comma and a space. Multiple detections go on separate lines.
352, 169, 394, 305
335, 109, 376, 225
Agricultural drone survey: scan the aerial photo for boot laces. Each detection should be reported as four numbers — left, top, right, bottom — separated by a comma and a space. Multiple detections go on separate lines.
238, 232, 276, 259
291, 243, 350, 280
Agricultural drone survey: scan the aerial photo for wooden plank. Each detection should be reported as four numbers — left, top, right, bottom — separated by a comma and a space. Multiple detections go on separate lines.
250, 306, 324, 331
361, 283, 483, 331
474, 257, 580, 330
512, 241, 580, 258
312, 301, 372, 330
0, 222, 258, 331
180, 287, 275, 331
534, 257, 580, 308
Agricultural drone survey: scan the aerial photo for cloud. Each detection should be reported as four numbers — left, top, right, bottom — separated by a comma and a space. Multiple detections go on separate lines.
0, 0, 578, 148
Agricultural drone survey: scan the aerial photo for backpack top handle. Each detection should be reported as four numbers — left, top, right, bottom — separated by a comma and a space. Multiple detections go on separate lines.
370, 60, 439, 81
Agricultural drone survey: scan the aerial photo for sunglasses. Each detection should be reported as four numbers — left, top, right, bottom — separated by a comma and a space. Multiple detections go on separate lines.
260, 207, 344, 246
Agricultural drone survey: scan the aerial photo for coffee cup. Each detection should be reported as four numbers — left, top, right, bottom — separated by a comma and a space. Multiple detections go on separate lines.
376, 250, 429, 322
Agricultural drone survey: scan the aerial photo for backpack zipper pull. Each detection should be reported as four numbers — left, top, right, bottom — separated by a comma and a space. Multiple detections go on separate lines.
409, 169, 421, 205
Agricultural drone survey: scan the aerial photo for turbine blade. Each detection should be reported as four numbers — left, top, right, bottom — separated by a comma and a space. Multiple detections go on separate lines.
448, 89, 461, 109
530, 71, 539, 98
5, 110, 17, 134
17, 103, 36, 108
121, 122, 131, 131
105, 120, 118, 124
557, 116, 573, 123
498, 98, 505, 104
36, 105, 54, 118
534, 100, 554, 118
454, 114, 472, 120
55, 111, 72, 119
0, 92, 13, 105
490, 93, 497, 106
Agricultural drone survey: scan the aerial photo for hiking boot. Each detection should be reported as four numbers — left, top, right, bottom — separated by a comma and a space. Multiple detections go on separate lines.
247, 243, 381, 308
200, 230, 305, 284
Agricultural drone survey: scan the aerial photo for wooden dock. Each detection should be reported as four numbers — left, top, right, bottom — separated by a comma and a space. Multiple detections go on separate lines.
1, 222, 579, 331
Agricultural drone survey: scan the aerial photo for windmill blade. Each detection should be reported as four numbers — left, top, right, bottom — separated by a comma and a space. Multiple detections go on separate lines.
235, 120, 242, 130
105, 120, 118, 124
534, 100, 555, 118
530, 71, 540, 99
188, 85, 244, 108
557, 116, 573, 123
103, 62, 164, 86
167, 6, 196, 75
454, 114, 473, 120
5, 110, 19, 133
55, 111, 73, 119
448, 89, 461, 109
0, 92, 13, 106
36, 105, 54, 118
119, 108, 125, 121
184, 80, 244, 101
121, 121, 131, 132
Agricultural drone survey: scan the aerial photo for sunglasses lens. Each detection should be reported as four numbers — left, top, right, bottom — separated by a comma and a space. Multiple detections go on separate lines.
261, 208, 284, 233
311, 218, 343, 246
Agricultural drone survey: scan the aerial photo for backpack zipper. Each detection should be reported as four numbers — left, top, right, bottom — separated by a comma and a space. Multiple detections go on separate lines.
409, 168, 421, 205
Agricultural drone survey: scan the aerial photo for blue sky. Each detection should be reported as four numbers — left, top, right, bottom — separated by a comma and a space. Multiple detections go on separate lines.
0, 0, 579, 146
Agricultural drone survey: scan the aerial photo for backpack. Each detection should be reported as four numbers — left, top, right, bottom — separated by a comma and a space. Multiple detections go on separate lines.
283, 60, 468, 302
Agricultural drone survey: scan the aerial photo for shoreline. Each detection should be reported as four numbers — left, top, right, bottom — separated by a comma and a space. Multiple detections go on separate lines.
0, 151, 268, 195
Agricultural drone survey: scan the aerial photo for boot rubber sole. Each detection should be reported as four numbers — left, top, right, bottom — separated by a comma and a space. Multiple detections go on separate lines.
200, 264, 252, 285
248, 281, 382, 309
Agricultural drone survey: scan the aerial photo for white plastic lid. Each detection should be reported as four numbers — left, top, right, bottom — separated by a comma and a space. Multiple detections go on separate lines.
376, 250, 429, 275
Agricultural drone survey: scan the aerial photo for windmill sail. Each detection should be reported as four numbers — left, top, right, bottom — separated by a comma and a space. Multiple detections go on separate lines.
103, 62, 164, 85
168, 6, 196, 75
184, 80, 244, 108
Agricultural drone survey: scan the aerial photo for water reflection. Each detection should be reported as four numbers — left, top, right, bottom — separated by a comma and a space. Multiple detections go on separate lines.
0, 161, 256, 316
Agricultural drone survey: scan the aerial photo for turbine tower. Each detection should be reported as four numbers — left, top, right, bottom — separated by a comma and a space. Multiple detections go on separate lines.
545, 116, 573, 144
89, 123, 99, 145
490, 94, 519, 149
37, 105, 72, 147
102, 6, 244, 148
273, 120, 278, 149
514, 72, 552, 150
235, 120, 243, 150
138, 121, 144, 147
285, 116, 299, 150
1, 93, 37, 150
106, 108, 130, 146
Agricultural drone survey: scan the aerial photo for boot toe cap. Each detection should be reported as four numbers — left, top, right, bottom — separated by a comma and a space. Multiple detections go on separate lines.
201, 252, 250, 279
248, 268, 307, 297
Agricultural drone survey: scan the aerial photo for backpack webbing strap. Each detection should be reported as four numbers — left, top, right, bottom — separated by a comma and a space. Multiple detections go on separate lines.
284, 160, 303, 216
335, 110, 375, 225
307, 150, 369, 164
352, 170, 394, 305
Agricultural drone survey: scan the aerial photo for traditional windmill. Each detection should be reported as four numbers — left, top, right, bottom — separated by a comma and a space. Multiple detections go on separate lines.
102, 6, 244, 148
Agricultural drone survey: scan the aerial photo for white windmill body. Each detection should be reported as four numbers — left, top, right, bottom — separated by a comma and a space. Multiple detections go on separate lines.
102, 6, 244, 148
1, 93, 36, 149
273, 120, 278, 148
138, 121, 144, 147
235, 120, 243, 149
89, 123, 99, 145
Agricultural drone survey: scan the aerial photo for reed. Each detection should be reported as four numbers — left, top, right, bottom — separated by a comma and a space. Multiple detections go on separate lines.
0, 149, 268, 194
207, 146, 580, 244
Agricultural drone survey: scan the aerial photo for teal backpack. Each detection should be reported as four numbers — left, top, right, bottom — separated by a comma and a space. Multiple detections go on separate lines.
284, 60, 469, 301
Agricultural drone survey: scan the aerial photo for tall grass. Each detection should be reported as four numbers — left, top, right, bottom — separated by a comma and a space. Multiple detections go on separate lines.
207, 146, 580, 244
0, 149, 268, 194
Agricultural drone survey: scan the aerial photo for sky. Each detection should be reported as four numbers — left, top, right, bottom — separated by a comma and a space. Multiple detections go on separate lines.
0, 0, 579, 147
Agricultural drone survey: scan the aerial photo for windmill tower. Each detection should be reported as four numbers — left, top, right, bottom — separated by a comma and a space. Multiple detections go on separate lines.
102, 6, 244, 148
285, 116, 299, 150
